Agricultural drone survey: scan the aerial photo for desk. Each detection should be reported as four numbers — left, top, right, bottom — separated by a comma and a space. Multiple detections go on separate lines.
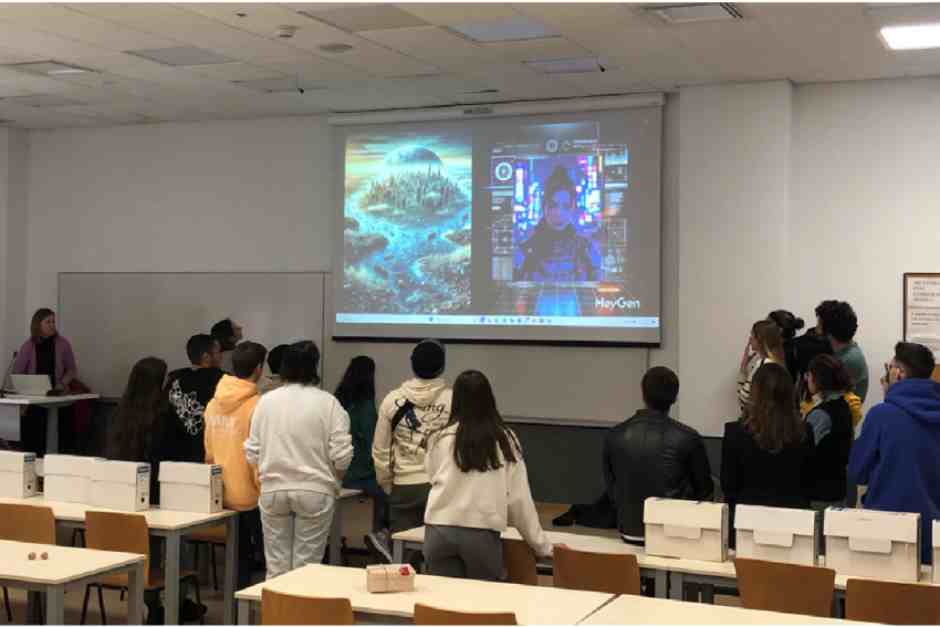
0, 495, 237, 625
330, 489, 363, 566
0, 539, 145, 624
0, 394, 99, 453
578, 593, 858, 625
391, 526, 669, 598
235, 563, 615, 625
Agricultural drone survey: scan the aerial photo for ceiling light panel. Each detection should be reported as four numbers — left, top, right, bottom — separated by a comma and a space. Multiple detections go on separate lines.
124, 46, 233, 67
880, 22, 940, 50
448, 16, 559, 43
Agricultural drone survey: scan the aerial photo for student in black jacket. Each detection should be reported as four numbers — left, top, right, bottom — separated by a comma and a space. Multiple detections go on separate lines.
803, 354, 854, 507
722, 362, 814, 543
603, 367, 713, 545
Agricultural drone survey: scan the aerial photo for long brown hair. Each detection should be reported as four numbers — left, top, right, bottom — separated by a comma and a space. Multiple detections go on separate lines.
752, 319, 785, 364
449, 370, 519, 472
109, 357, 167, 462
745, 362, 804, 452
29, 308, 55, 340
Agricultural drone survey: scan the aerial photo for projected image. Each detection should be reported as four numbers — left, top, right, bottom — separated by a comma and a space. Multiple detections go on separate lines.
343, 133, 472, 314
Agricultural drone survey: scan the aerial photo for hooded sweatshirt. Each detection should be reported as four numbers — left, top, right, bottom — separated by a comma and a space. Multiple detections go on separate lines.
848, 377, 940, 563
204, 375, 261, 511
373, 378, 452, 492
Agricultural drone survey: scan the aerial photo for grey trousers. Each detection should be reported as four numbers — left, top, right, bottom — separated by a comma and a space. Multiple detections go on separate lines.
424, 524, 503, 582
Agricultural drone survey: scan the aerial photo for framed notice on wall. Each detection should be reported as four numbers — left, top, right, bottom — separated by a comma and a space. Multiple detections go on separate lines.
903, 273, 940, 353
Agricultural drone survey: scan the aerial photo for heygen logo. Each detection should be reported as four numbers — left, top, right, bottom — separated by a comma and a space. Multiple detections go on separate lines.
595, 296, 641, 310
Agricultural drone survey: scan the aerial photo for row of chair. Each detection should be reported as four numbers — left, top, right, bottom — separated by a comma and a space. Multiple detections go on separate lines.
0, 503, 203, 625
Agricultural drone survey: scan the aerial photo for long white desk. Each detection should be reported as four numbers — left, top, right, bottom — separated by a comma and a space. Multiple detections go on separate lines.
0, 539, 146, 624
0, 394, 99, 453
0, 495, 237, 625
577, 593, 861, 625
392, 526, 673, 597
235, 563, 615, 625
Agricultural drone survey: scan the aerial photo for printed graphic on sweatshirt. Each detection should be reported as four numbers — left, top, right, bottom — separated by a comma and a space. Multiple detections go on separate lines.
169, 379, 206, 436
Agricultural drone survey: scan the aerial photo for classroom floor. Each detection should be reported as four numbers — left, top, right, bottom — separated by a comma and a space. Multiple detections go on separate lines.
1, 498, 737, 624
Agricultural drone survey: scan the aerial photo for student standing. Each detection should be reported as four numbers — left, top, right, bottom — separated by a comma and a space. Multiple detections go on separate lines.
333, 356, 390, 560
819, 301, 870, 403
803, 354, 854, 508
244, 341, 352, 578
258, 344, 288, 394
737, 319, 786, 414
211, 318, 243, 374
204, 341, 266, 588
423, 370, 552, 581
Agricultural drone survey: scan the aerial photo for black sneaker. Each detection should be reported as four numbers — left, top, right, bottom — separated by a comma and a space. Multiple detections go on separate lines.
365, 529, 394, 563
180, 599, 207, 623
146, 605, 165, 625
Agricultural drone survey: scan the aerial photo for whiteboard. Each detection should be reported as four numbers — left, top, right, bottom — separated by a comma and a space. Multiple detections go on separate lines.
59, 273, 325, 398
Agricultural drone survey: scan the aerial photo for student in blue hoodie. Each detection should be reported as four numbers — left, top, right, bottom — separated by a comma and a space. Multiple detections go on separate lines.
848, 341, 940, 564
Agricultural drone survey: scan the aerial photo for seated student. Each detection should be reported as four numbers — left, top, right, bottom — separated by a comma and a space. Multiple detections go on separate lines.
424, 370, 553, 581
258, 344, 288, 395
373, 339, 452, 562
737, 319, 786, 413
244, 341, 353, 579
211, 318, 243, 373
819, 300, 870, 404
803, 354, 854, 508
723, 363, 814, 538
603, 366, 713, 545
160, 334, 225, 465
204, 341, 266, 589
849, 342, 940, 565
333, 356, 391, 560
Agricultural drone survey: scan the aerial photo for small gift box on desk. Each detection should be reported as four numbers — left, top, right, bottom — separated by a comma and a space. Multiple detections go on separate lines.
366, 564, 415, 593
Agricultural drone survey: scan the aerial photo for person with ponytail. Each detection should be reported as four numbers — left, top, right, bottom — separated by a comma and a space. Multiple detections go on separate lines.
768, 309, 805, 381
423, 370, 553, 581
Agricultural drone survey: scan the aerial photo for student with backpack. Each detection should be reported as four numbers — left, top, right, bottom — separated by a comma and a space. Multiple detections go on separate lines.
372, 339, 452, 561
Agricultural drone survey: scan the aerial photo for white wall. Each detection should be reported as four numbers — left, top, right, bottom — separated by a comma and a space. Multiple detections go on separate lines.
0, 129, 28, 368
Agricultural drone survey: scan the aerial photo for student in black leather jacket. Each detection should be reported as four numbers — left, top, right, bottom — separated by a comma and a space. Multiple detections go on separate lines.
602, 367, 714, 544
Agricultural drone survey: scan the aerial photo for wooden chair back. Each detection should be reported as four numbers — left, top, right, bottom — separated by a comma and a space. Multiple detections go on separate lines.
261, 589, 353, 625
734, 557, 835, 618
414, 603, 517, 625
552, 545, 641, 595
503, 539, 538, 586
845, 578, 940, 624
0, 503, 56, 544
85, 511, 151, 586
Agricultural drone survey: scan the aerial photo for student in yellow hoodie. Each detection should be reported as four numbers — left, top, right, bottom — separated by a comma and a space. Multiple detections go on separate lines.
204, 341, 266, 589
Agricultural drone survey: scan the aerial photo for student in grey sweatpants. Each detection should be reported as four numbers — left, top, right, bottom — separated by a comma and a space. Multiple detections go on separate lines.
422, 370, 554, 581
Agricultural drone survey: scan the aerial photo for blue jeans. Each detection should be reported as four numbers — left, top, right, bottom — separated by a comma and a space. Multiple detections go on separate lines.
343, 476, 389, 532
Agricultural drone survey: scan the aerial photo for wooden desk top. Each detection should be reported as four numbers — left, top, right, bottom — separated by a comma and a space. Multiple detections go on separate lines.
236, 563, 614, 625
0, 539, 143, 586
579, 594, 859, 625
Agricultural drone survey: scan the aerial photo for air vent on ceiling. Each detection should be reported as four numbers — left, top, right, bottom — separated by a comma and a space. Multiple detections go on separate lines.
647, 3, 743, 23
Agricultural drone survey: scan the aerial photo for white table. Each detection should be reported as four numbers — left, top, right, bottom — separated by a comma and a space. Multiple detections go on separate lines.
0, 539, 145, 624
0, 495, 237, 625
235, 563, 615, 625
392, 526, 670, 598
330, 488, 363, 566
0, 394, 99, 453
577, 592, 860, 625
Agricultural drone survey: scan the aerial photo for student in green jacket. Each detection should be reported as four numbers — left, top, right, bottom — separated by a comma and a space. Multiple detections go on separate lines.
335, 355, 392, 561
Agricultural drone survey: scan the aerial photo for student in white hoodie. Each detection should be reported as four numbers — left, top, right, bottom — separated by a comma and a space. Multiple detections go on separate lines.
423, 369, 553, 581
244, 340, 353, 579
372, 339, 452, 561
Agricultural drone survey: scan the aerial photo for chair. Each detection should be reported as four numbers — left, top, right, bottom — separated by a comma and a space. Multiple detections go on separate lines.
552, 545, 641, 595
261, 589, 353, 625
733, 557, 835, 618
845, 578, 940, 624
0, 503, 57, 623
81, 511, 204, 625
502, 539, 538, 586
187, 523, 225, 591
414, 603, 517, 625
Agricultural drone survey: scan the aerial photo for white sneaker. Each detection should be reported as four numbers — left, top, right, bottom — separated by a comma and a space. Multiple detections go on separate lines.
366, 529, 393, 563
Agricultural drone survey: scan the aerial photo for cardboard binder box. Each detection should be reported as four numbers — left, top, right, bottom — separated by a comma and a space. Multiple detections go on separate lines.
825, 507, 921, 582
0, 451, 38, 498
734, 504, 819, 566
90, 460, 150, 512
159, 462, 223, 513
644, 497, 729, 562
43, 454, 103, 503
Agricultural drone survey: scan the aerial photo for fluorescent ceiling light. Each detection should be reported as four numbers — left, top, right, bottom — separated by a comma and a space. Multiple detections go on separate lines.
648, 3, 742, 23
880, 22, 940, 50
8, 61, 94, 76
125, 46, 232, 67
448, 16, 558, 43
525, 57, 602, 75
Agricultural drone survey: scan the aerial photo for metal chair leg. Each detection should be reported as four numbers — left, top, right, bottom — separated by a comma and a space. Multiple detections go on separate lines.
97, 585, 107, 625
80, 586, 90, 625
210, 545, 219, 592
3, 587, 12, 622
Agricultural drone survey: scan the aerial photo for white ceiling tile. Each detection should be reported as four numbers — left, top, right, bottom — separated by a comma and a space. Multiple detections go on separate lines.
357, 25, 484, 70
186, 62, 286, 82
396, 3, 521, 26
476, 37, 592, 64
313, 5, 429, 32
